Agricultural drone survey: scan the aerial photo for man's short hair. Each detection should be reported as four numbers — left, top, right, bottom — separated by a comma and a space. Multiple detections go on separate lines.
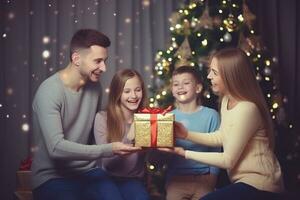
69, 29, 111, 61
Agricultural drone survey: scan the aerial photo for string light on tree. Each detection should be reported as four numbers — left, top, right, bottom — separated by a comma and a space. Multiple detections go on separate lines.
223, 32, 232, 42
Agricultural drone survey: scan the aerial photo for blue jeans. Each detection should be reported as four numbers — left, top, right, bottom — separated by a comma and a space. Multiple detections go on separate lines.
200, 182, 283, 200
113, 177, 150, 200
33, 168, 123, 200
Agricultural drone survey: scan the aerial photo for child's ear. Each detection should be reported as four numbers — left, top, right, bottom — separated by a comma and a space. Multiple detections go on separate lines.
196, 84, 203, 94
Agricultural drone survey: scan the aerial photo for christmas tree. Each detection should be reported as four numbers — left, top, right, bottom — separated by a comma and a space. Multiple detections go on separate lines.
147, 0, 299, 197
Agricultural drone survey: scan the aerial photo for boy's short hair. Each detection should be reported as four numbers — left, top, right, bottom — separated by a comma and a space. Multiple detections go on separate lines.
69, 29, 111, 61
172, 66, 203, 85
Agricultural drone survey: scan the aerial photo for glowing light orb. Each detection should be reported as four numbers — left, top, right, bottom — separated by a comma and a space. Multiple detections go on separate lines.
21, 123, 30, 132
42, 50, 50, 59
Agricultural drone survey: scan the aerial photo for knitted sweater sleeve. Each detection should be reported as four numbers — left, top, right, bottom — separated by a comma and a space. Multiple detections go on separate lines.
186, 102, 260, 169
32, 82, 113, 160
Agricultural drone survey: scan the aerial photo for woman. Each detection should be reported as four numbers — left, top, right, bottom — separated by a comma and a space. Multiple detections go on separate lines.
166, 48, 284, 200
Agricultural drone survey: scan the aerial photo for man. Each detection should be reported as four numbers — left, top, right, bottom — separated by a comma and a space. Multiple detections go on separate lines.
32, 29, 139, 200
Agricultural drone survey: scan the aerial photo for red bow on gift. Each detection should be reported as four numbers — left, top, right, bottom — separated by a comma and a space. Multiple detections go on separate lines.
19, 157, 32, 171
138, 106, 173, 147
139, 105, 172, 115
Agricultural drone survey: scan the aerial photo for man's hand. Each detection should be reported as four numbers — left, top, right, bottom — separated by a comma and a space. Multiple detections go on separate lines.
174, 121, 188, 139
158, 147, 186, 157
111, 142, 141, 155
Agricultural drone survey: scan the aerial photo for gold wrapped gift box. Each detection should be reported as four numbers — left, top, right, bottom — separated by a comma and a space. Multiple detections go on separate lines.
134, 113, 174, 147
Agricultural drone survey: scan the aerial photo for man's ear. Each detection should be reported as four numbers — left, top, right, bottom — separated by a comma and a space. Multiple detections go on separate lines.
71, 52, 81, 66
196, 84, 203, 94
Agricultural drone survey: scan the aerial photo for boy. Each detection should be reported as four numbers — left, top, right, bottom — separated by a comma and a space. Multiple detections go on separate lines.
166, 66, 221, 200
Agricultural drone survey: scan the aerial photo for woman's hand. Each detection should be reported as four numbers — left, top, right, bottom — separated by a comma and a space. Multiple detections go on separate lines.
158, 147, 186, 157
174, 121, 188, 139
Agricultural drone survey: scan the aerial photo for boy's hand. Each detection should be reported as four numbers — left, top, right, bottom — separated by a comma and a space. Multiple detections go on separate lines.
174, 121, 188, 139
112, 142, 141, 155
158, 147, 185, 157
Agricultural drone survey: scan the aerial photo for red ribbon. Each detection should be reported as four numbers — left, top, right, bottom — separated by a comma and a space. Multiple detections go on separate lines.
139, 105, 173, 115
19, 157, 32, 171
139, 106, 172, 147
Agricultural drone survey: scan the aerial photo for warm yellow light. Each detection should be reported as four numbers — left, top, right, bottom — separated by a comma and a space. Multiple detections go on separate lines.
238, 14, 244, 22
149, 165, 155, 170
175, 24, 181, 29
202, 39, 208, 46
272, 103, 279, 109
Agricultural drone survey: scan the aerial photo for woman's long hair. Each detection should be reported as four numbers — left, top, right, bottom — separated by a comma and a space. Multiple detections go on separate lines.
210, 48, 275, 150
106, 69, 147, 142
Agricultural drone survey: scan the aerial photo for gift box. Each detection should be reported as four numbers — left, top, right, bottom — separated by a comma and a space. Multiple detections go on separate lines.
134, 108, 174, 147
16, 170, 32, 191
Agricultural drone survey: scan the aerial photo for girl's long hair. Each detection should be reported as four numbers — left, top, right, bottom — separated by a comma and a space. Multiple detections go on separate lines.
210, 48, 275, 150
106, 69, 147, 142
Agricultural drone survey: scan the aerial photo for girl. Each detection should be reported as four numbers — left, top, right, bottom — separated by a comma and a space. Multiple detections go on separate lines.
166, 48, 284, 200
94, 69, 150, 200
